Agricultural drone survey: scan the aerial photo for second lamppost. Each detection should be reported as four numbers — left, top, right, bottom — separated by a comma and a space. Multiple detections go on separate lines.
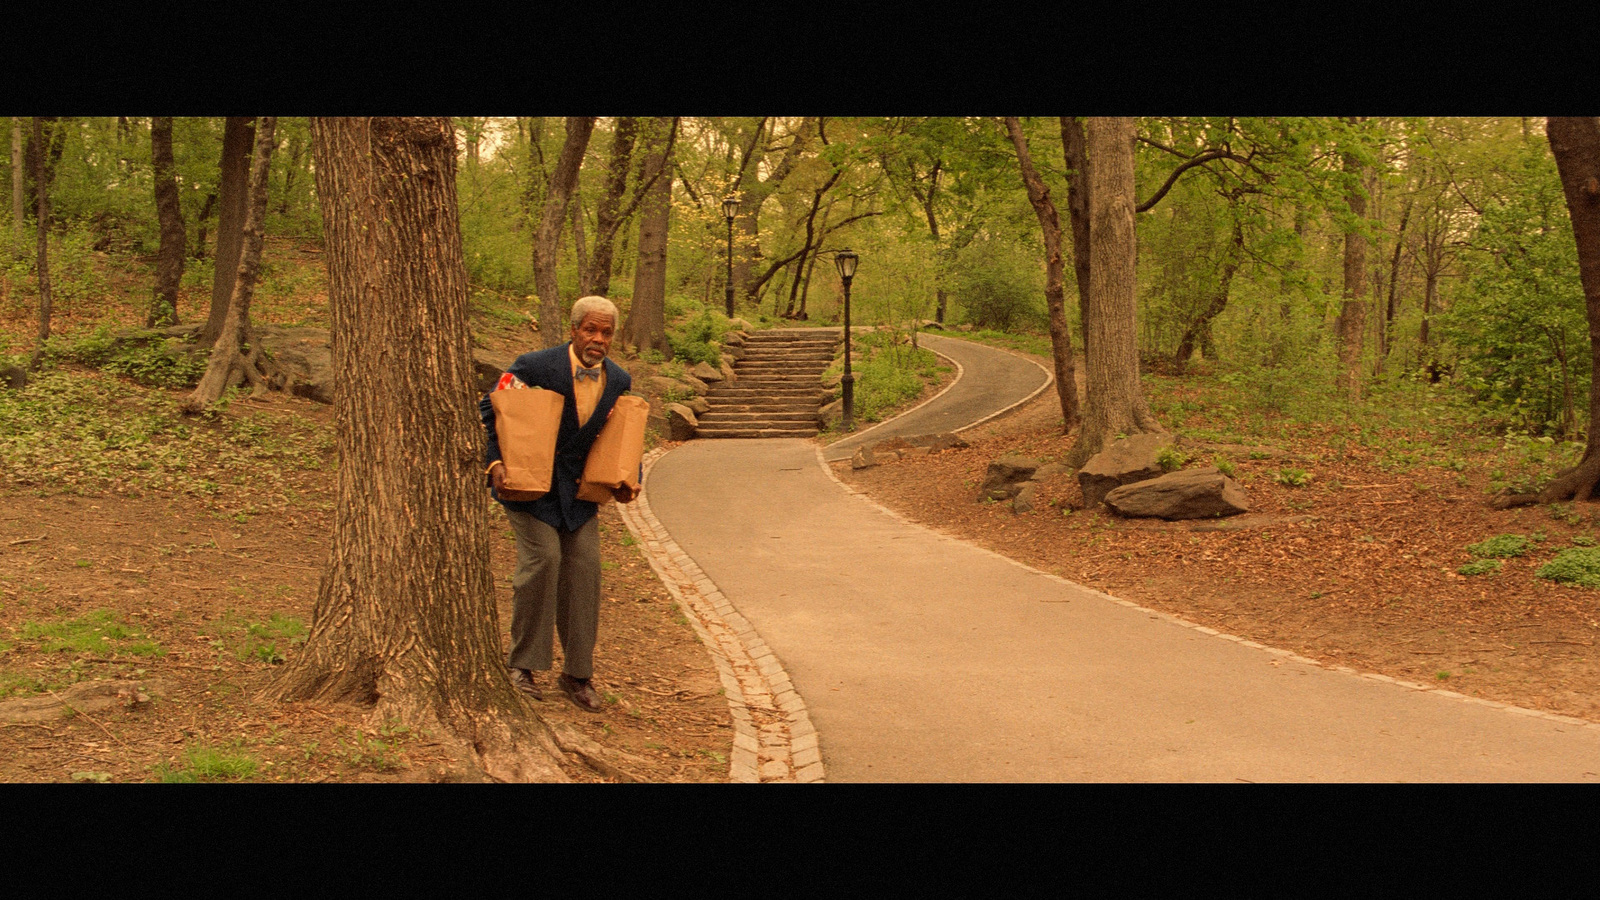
722, 196, 739, 318
835, 248, 859, 432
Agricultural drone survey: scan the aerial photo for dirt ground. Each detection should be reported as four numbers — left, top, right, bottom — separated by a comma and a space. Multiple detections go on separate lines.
836, 387, 1600, 726
0, 455, 734, 782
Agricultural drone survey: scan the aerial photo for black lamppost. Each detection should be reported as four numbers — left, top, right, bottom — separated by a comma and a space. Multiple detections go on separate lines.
722, 196, 739, 318
835, 248, 859, 431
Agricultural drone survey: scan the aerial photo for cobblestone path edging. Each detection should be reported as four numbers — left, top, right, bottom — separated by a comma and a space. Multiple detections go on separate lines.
616, 448, 824, 783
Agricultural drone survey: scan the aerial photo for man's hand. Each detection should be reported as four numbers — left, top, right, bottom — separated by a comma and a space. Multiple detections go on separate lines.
612, 483, 637, 504
490, 463, 506, 494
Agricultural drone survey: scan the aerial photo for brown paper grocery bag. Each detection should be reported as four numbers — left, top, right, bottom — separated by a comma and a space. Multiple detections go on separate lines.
491, 386, 565, 501
575, 395, 649, 504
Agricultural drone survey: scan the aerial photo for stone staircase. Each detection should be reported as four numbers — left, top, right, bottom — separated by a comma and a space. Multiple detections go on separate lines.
697, 329, 841, 439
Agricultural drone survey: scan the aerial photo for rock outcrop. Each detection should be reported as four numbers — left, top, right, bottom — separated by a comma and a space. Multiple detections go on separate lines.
1077, 432, 1176, 509
1101, 467, 1249, 520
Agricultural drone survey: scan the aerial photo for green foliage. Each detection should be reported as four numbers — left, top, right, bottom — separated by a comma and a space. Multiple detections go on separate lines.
1157, 446, 1189, 472
1441, 140, 1586, 437
1456, 559, 1503, 577
55, 326, 209, 389
205, 611, 307, 665
947, 237, 1047, 331
1535, 548, 1600, 589
666, 309, 728, 367
846, 337, 942, 423
1274, 467, 1312, 487
1212, 455, 1236, 477
1466, 534, 1531, 559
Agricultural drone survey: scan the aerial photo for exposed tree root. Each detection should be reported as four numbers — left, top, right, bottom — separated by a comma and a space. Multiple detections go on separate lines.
1538, 452, 1600, 504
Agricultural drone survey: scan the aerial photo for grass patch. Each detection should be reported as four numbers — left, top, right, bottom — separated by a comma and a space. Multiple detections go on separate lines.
18, 609, 164, 657
154, 740, 260, 782
205, 611, 307, 665
1457, 559, 1503, 577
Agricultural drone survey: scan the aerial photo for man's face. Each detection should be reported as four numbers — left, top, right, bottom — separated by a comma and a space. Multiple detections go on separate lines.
571, 312, 615, 367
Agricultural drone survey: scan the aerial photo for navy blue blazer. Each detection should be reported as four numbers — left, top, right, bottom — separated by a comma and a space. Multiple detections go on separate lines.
480, 343, 632, 532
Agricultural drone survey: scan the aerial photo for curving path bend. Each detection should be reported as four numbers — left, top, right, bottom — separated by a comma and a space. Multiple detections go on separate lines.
622, 337, 1600, 782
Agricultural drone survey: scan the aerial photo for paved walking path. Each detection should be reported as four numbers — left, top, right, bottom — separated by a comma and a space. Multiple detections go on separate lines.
627, 337, 1600, 782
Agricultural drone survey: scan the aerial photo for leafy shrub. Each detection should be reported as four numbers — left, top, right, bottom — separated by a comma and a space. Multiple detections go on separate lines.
1466, 534, 1531, 559
56, 326, 208, 389
1457, 559, 1503, 577
1157, 446, 1189, 472
1213, 456, 1236, 478
667, 310, 727, 367
1274, 467, 1311, 487
1535, 548, 1600, 589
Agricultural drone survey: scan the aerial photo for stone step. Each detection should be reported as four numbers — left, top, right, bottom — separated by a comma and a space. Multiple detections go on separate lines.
699, 410, 819, 423
709, 390, 827, 402
697, 426, 821, 439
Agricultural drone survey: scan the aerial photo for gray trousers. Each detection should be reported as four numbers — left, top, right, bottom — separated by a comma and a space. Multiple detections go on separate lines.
504, 509, 601, 680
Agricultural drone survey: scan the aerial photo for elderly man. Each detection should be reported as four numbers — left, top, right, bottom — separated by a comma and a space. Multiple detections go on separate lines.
480, 295, 634, 712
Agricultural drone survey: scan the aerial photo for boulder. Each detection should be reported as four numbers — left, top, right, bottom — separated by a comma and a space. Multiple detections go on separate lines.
1031, 462, 1070, 481
256, 325, 335, 404
723, 343, 746, 362
920, 319, 946, 331
900, 432, 969, 454
851, 445, 878, 469
728, 318, 754, 332
1102, 467, 1249, 520
666, 404, 698, 442
1077, 432, 1175, 509
819, 398, 843, 430
981, 455, 1040, 499
646, 375, 693, 399
719, 360, 737, 383
822, 372, 843, 390
1013, 483, 1037, 514
722, 331, 746, 347
684, 396, 711, 416
691, 361, 723, 383
680, 373, 710, 395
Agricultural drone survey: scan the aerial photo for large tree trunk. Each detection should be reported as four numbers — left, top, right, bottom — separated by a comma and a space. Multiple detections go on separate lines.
533, 116, 596, 348
1005, 117, 1080, 432
202, 117, 256, 347
264, 116, 568, 782
734, 118, 814, 307
29, 118, 52, 371
581, 117, 638, 297
1336, 120, 1369, 402
1066, 117, 1166, 469
148, 117, 185, 328
1538, 117, 1600, 503
622, 117, 674, 357
1060, 117, 1093, 360
182, 118, 277, 411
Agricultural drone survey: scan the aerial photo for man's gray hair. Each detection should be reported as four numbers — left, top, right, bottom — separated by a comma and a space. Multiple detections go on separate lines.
570, 295, 619, 328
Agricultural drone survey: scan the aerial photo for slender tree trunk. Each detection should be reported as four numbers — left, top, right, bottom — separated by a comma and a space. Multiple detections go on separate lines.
148, 117, 185, 327
10, 119, 21, 251
263, 117, 568, 782
29, 118, 52, 369
1060, 116, 1093, 359
582, 117, 637, 297
1066, 117, 1165, 469
1174, 216, 1244, 374
1336, 122, 1370, 402
1378, 199, 1412, 374
1539, 117, 1600, 503
203, 117, 256, 347
622, 117, 673, 357
1006, 117, 1080, 432
569, 197, 588, 283
182, 118, 277, 411
193, 192, 216, 259
534, 117, 596, 348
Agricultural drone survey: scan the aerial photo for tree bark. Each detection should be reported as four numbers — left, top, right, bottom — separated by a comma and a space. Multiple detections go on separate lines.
29, 118, 52, 370
1378, 198, 1413, 374
1005, 117, 1080, 432
581, 117, 638, 297
1336, 120, 1369, 402
1538, 117, 1600, 503
734, 118, 814, 306
10, 119, 21, 251
533, 116, 596, 348
263, 117, 567, 781
1066, 117, 1166, 469
182, 118, 277, 411
621, 117, 674, 357
1060, 117, 1093, 360
148, 117, 185, 328
202, 117, 256, 347
1173, 216, 1244, 374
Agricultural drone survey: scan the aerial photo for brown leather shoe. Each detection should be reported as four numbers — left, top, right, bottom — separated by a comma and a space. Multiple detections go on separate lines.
510, 668, 544, 700
558, 673, 603, 713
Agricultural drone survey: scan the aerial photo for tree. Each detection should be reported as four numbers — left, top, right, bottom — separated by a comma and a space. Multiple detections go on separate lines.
181, 118, 276, 411
1336, 117, 1371, 401
1005, 116, 1080, 432
263, 117, 566, 781
148, 117, 184, 327
580, 117, 638, 297
1066, 116, 1166, 469
9, 118, 20, 250
621, 117, 675, 356
29, 117, 53, 372
1538, 117, 1600, 503
533, 116, 596, 348
201, 117, 256, 347
731, 118, 814, 305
